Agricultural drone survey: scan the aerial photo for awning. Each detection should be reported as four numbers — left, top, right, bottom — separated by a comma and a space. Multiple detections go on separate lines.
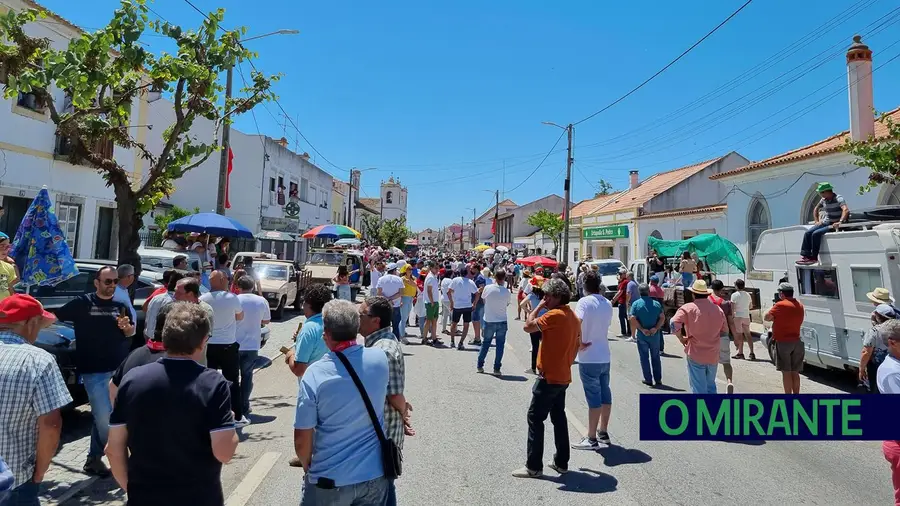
256, 230, 296, 242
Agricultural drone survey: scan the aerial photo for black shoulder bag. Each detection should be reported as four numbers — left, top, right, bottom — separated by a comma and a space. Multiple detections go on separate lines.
335, 351, 402, 479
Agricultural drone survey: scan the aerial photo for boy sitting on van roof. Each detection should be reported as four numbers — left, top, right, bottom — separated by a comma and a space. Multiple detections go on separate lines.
797, 182, 849, 265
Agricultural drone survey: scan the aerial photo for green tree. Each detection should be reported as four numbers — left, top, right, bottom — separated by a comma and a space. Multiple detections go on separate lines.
0, 1, 277, 274
152, 205, 199, 231
360, 214, 382, 244
379, 217, 410, 250
595, 178, 614, 196
846, 110, 900, 193
527, 209, 564, 257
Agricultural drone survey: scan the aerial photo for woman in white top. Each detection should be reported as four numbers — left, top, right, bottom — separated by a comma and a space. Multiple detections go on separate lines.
440, 272, 454, 335
516, 271, 533, 320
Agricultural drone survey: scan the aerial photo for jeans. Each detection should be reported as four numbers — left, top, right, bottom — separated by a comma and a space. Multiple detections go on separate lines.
800, 223, 831, 259
617, 303, 631, 336
477, 321, 507, 370
686, 357, 718, 394
391, 306, 402, 339
336, 284, 351, 301
400, 296, 413, 331
206, 342, 243, 420
0, 481, 39, 506
81, 371, 114, 459
529, 331, 542, 371
238, 350, 258, 415
300, 475, 389, 506
636, 332, 662, 384
578, 362, 612, 407
526, 379, 569, 472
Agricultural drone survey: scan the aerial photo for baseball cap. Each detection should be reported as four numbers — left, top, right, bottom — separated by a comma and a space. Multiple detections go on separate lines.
778, 282, 794, 292
386, 262, 399, 272
0, 294, 56, 325
875, 304, 898, 319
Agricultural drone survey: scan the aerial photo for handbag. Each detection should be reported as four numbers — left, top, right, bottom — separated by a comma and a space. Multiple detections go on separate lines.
335, 351, 403, 479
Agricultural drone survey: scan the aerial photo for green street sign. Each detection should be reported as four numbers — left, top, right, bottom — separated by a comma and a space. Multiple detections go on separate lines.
582, 225, 629, 240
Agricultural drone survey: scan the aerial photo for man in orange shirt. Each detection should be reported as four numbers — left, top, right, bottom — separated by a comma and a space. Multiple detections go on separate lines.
765, 283, 806, 394
513, 278, 581, 479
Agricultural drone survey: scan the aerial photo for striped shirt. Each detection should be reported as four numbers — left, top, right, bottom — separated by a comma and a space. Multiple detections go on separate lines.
364, 327, 406, 449
0, 331, 72, 487
818, 194, 846, 224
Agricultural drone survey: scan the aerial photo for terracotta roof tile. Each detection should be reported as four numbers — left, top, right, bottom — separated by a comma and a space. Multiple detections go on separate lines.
571, 193, 623, 218
711, 106, 900, 180
590, 157, 726, 215
635, 204, 727, 220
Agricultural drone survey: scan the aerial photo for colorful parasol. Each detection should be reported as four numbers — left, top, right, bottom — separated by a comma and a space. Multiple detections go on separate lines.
473, 244, 491, 252
515, 256, 558, 268
302, 224, 361, 239
10, 188, 79, 286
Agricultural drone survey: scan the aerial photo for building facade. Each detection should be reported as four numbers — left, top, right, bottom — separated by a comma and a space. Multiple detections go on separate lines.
494, 195, 566, 251
379, 176, 408, 221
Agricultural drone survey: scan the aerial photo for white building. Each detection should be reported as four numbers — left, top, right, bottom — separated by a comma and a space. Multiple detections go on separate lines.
415, 228, 440, 246
0, 0, 150, 260
475, 199, 517, 244
711, 36, 899, 306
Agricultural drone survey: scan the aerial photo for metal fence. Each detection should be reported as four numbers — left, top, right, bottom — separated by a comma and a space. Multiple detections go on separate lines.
138, 229, 164, 247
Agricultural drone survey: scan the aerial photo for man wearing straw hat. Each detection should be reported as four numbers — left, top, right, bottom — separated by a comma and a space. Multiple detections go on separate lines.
671, 280, 729, 394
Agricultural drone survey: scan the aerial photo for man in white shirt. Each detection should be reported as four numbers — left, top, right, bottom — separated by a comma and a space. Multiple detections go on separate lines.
376, 263, 405, 339
369, 260, 385, 296
447, 264, 480, 350
423, 261, 441, 345
199, 271, 248, 427
477, 269, 510, 375
235, 277, 271, 416
571, 270, 614, 450
729, 278, 755, 360
877, 319, 900, 503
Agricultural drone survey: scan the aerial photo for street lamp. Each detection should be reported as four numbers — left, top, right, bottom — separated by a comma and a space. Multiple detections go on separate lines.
216, 29, 299, 215
346, 167, 378, 228
465, 207, 477, 249
542, 121, 574, 264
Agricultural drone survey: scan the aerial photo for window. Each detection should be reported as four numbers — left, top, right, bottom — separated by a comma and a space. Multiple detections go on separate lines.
32, 271, 91, 297
747, 198, 771, 269
269, 177, 276, 192
682, 229, 715, 240
797, 267, 840, 298
57, 204, 80, 252
300, 178, 309, 202
800, 184, 824, 224
310, 185, 318, 206
386, 191, 393, 204
879, 183, 900, 207
16, 92, 45, 112
277, 176, 284, 189
851, 267, 882, 304
321, 190, 328, 208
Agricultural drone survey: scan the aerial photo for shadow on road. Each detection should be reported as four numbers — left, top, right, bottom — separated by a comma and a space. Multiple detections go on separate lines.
60, 409, 94, 446
492, 374, 528, 382
248, 414, 278, 425
61, 477, 124, 505
801, 366, 862, 394
721, 439, 766, 446
596, 445, 652, 467
651, 383, 686, 392
544, 468, 618, 494
253, 356, 274, 371
252, 394, 295, 410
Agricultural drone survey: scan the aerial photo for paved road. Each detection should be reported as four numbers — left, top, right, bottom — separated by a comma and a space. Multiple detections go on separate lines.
58, 302, 895, 505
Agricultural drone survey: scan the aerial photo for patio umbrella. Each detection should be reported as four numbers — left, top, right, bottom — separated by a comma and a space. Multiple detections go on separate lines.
389, 246, 403, 256
302, 224, 361, 239
10, 188, 79, 287
516, 256, 558, 268
167, 212, 254, 238
473, 244, 491, 252
334, 238, 362, 246
495, 245, 509, 252
482, 248, 496, 256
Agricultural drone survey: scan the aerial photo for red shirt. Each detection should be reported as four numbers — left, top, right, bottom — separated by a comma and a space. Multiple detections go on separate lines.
649, 284, 664, 299
768, 298, 804, 342
616, 279, 628, 304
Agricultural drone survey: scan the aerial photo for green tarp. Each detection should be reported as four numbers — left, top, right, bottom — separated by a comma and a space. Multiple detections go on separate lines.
647, 234, 746, 274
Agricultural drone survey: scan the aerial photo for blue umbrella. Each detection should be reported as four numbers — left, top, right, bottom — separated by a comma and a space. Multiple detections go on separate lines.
10, 188, 79, 286
167, 212, 254, 238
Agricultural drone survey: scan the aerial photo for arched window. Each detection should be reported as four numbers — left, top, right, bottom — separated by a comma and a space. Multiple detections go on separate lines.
386, 191, 393, 204
748, 197, 771, 269
647, 230, 662, 255
801, 184, 823, 224
878, 183, 900, 206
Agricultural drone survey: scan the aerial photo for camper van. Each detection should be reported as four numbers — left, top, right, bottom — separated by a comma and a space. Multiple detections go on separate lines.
752, 218, 900, 372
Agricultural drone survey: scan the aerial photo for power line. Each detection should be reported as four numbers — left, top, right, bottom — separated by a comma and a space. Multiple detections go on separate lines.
505, 131, 567, 194
573, 0, 755, 126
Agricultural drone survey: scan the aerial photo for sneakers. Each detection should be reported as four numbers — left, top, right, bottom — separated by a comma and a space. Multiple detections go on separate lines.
749, 352, 757, 361
234, 416, 251, 428
571, 437, 599, 451
492, 369, 502, 376
726, 382, 735, 394
796, 256, 817, 265
401, 337, 411, 345
597, 431, 611, 445
83, 457, 111, 478
547, 461, 568, 474
457, 342, 465, 351
470, 340, 482, 346
641, 379, 653, 387
511, 467, 542, 479
477, 367, 485, 374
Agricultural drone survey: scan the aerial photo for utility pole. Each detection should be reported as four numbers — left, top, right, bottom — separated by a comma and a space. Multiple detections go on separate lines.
459, 216, 464, 252
346, 168, 354, 227
472, 208, 476, 248
493, 189, 499, 246
562, 124, 574, 265
215, 67, 233, 215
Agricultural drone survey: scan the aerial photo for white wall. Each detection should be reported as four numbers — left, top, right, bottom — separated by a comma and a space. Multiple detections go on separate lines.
637, 213, 726, 257
642, 152, 749, 214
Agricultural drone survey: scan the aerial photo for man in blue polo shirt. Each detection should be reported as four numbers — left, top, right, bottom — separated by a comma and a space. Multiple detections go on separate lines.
294, 299, 390, 505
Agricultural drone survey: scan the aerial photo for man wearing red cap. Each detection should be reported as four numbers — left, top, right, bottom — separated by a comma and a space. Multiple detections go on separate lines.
0, 295, 72, 505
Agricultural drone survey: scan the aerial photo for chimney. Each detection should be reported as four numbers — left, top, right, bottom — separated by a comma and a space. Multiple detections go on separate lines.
629, 170, 639, 190
277, 137, 289, 148
847, 35, 874, 141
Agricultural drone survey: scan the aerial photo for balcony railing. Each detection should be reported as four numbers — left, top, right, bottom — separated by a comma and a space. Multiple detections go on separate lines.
55, 135, 114, 163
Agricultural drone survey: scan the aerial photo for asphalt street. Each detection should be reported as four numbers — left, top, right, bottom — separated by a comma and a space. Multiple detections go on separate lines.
62, 301, 895, 505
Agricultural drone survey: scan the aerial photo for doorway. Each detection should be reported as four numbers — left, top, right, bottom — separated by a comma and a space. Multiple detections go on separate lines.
0, 196, 32, 239
95, 207, 115, 260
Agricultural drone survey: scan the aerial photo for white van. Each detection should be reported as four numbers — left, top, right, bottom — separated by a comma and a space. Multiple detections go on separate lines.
137, 246, 206, 272
752, 220, 900, 371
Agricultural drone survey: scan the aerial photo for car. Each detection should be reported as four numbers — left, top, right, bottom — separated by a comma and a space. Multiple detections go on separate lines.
15, 260, 164, 348
33, 321, 85, 408
586, 259, 626, 299
138, 246, 206, 272
253, 260, 300, 320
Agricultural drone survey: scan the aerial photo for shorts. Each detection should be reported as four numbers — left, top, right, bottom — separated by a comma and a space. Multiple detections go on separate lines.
578, 362, 612, 408
517, 290, 525, 302
425, 302, 440, 320
774, 340, 805, 372
733, 316, 751, 334
472, 304, 484, 322
452, 308, 473, 323
719, 336, 731, 364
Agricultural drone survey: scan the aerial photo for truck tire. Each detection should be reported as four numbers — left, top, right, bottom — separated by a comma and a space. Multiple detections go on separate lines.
767, 337, 776, 365
274, 297, 286, 320
294, 290, 303, 311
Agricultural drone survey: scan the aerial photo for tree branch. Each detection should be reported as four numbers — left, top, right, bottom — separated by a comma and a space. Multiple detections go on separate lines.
140, 78, 186, 198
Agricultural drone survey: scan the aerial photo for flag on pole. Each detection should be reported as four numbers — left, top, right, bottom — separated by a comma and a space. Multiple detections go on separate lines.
491, 218, 496, 235
225, 148, 234, 209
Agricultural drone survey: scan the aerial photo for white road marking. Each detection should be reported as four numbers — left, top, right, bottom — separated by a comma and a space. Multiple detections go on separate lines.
52, 477, 98, 505
225, 451, 281, 506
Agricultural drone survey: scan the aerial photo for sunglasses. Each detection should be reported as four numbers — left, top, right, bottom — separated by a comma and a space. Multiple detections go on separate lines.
99, 278, 118, 286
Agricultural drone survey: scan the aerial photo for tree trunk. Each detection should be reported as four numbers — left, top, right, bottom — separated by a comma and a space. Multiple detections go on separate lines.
114, 186, 144, 279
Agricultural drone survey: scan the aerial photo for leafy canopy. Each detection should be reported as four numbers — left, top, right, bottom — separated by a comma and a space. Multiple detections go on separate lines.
527, 209, 564, 255
846, 111, 900, 194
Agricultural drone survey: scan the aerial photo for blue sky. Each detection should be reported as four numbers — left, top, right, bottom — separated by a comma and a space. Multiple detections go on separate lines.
40, 0, 900, 230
